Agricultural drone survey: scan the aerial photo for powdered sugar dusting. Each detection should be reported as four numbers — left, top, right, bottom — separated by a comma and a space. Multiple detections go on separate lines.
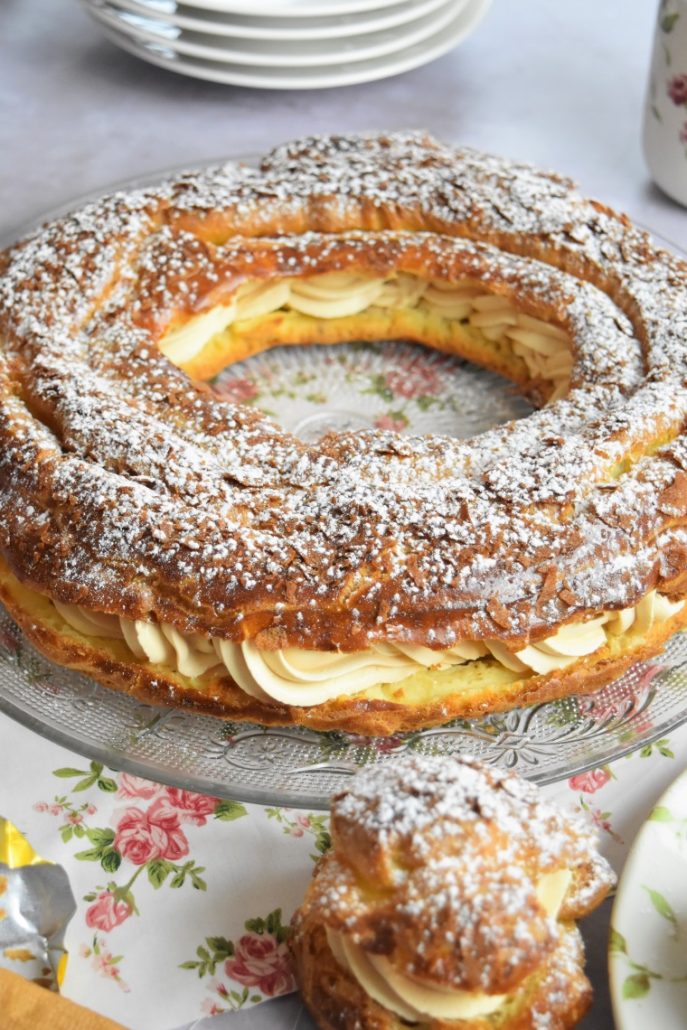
1, 132, 687, 650
314, 753, 613, 996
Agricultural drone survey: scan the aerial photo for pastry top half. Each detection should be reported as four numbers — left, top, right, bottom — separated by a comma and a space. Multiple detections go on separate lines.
2, 131, 687, 732
290, 753, 615, 1028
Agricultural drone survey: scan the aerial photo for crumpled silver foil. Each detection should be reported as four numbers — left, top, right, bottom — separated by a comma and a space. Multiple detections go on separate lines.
0, 817, 76, 990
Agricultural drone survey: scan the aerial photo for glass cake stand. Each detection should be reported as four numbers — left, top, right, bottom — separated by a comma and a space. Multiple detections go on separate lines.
2, 167, 687, 808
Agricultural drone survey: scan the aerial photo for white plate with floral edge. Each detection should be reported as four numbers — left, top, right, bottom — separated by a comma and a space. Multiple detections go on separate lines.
609, 765, 687, 1029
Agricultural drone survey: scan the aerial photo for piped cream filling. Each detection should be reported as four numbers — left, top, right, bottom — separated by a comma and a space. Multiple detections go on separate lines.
159, 271, 574, 399
51, 591, 683, 707
324, 868, 573, 1023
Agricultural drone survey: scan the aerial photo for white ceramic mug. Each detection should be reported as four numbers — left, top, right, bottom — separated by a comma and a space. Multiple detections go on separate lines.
643, 0, 687, 205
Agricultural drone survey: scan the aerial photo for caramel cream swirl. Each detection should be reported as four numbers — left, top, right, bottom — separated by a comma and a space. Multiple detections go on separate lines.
52, 592, 683, 707
160, 271, 574, 400
324, 868, 573, 1022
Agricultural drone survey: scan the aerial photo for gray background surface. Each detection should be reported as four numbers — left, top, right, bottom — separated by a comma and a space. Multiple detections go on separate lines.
1, 1, 683, 1027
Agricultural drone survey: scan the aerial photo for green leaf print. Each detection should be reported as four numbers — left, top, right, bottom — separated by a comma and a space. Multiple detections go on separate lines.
362, 373, 394, 402
72, 775, 99, 792
86, 828, 115, 847
97, 776, 118, 793
214, 800, 248, 822
74, 827, 120, 871
52, 761, 116, 793
74, 847, 104, 862
415, 395, 437, 411
181, 909, 293, 1013
623, 972, 651, 999
612, 913, 687, 1001
639, 738, 674, 759
244, 909, 291, 945
661, 12, 680, 32
180, 935, 234, 977
206, 936, 234, 956
190, 866, 207, 891
147, 859, 174, 888
609, 928, 627, 954
649, 805, 674, 822
100, 850, 122, 874
167, 860, 207, 891
643, 886, 679, 936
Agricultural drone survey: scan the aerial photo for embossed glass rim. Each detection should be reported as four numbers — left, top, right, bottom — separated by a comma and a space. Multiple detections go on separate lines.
2, 609, 687, 809
2, 162, 687, 809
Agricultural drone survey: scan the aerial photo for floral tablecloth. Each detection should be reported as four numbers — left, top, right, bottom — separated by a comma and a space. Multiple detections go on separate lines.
0, 708, 685, 1029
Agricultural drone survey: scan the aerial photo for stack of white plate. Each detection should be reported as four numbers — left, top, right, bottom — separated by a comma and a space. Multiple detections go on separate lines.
80, 0, 491, 89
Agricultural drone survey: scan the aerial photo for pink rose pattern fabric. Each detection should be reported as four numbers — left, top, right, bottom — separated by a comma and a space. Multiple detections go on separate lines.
86, 891, 133, 932
568, 767, 612, 794
164, 787, 220, 826
31, 763, 337, 1018
225, 931, 294, 997
114, 799, 190, 865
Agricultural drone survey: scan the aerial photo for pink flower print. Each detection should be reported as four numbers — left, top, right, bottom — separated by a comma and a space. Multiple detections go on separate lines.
114, 800, 189, 865
581, 801, 624, 845
208, 978, 229, 1000
85, 890, 133, 932
117, 773, 161, 800
568, 767, 611, 794
66, 811, 83, 825
49, 803, 63, 816
374, 413, 408, 432
384, 363, 441, 399
94, 950, 120, 981
164, 788, 219, 826
201, 1000, 225, 1017
225, 932, 295, 997
86, 804, 97, 816
668, 73, 687, 104
288, 814, 312, 839
214, 377, 258, 404
85, 934, 131, 992
33, 801, 49, 813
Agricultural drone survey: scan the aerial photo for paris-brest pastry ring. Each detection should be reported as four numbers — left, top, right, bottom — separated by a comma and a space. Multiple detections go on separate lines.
1, 131, 687, 736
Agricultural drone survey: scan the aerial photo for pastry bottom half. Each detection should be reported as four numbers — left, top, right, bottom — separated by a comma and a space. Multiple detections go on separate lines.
289, 912, 592, 1030
1, 557, 685, 736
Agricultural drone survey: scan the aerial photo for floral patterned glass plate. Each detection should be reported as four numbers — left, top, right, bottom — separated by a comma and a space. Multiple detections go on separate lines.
2, 169, 687, 808
609, 766, 687, 1028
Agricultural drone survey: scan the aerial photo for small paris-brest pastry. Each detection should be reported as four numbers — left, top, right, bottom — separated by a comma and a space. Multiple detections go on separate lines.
290, 754, 615, 1028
